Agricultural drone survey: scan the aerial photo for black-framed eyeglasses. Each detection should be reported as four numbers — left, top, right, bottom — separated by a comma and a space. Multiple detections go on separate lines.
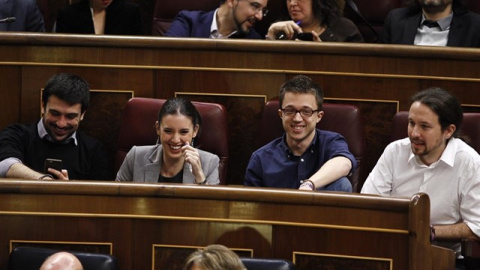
241, 0, 269, 17
281, 107, 320, 117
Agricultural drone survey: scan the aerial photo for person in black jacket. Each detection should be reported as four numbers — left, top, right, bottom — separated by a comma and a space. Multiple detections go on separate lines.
265, 0, 363, 42
56, 0, 143, 35
381, 0, 480, 47
0, 73, 110, 181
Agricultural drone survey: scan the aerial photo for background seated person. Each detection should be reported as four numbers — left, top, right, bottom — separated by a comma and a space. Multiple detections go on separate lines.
164, 0, 268, 39
116, 98, 220, 184
55, 0, 143, 35
361, 87, 480, 265
244, 75, 356, 192
40, 252, 83, 270
265, 0, 363, 42
381, 0, 480, 47
0, 73, 110, 181
0, 0, 45, 32
183, 244, 246, 270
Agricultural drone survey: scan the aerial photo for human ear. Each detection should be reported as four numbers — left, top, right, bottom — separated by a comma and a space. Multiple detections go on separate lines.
193, 124, 199, 138
444, 124, 456, 139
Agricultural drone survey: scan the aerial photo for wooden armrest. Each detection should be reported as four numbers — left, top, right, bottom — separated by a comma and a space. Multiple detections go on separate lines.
462, 239, 480, 258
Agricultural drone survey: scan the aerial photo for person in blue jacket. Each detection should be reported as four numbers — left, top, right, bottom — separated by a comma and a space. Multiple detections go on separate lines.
0, 0, 45, 32
165, 0, 268, 39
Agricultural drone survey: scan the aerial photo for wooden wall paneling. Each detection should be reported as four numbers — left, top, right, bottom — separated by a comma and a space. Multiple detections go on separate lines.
0, 215, 134, 269
154, 70, 284, 99
137, 220, 272, 269
280, 228, 407, 269
0, 181, 454, 270
0, 67, 21, 130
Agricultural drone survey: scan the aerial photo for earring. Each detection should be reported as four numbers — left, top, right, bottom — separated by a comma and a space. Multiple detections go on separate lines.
191, 137, 195, 147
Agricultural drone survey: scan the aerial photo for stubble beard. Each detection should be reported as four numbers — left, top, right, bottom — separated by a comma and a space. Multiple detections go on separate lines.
419, 0, 451, 14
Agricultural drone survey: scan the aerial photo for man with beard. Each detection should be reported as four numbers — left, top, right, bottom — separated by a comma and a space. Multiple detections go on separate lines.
165, 0, 268, 39
0, 73, 110, 180
361, 88, 480, 267
244, 75, 355, 192
381, 0, 480, 47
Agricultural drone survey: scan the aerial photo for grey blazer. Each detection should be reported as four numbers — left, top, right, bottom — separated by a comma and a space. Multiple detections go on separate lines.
115, 144, 220, 184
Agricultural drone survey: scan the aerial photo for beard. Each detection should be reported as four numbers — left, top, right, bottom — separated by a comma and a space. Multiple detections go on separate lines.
418, 0, 452, 13
232, 4, 256, 36
233, 15, 251, 36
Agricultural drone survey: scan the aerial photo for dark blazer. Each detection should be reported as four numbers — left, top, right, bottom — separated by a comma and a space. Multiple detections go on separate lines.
381, 7, 480, 48
165, 10, 262, 39
319, 16, 364, 42
56, 0, 143, 35
0, 0, 44, 32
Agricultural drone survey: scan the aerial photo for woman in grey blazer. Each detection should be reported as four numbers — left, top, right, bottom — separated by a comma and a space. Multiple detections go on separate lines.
116, 98, 220, 184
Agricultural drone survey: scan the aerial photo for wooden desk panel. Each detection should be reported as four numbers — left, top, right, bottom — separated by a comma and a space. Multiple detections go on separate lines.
0, 180, 454, 270
1, 33, 479, 187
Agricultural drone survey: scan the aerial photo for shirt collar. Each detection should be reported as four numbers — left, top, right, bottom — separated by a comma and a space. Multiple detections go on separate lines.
420, 13, 453, 31
210, 9, 238, 39
408, 137, 456, 167
281, 129, 318, 157
37, 119, 78, 145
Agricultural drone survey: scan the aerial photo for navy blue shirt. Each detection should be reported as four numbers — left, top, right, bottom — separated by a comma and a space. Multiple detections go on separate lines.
244, 129, 356, 189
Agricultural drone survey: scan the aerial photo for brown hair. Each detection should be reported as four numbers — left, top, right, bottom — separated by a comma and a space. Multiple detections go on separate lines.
183, 245, 245, 270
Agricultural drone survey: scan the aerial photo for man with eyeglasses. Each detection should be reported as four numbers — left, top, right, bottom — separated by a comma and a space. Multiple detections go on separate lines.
244, 75, 356, 192
165, 0, 268, 39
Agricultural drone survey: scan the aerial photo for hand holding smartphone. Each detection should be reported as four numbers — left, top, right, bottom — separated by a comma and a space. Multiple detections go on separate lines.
44, 158, 63, 178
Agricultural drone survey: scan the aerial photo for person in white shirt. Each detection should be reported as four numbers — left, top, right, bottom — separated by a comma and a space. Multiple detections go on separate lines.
361, 87, 480, 263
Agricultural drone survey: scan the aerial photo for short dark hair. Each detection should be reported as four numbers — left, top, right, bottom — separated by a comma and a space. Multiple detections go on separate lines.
279, 75, 324, 110
42, 73, 90, 114
158, 97, 202, 135
281, 0, 343, 27
411, 87, 463, 137
406, 0, 468, 14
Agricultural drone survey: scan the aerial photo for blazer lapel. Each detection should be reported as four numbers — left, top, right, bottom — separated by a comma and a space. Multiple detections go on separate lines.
403, 13, 421, 44
182, 163, 194, 184
447, 13, 463, 47
144, 146, 162, 183
198, 10, 215, 38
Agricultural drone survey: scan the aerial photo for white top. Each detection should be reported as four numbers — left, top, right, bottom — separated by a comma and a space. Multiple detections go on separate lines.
414, 13, 452, 46
362, 138, 480, 244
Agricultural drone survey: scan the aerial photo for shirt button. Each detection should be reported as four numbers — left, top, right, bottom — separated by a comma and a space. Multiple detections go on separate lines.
301, 158, 304, 162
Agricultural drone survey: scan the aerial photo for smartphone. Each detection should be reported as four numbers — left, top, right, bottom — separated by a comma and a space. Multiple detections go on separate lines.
44, 158, 63, 174
297, 32, 314, 41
